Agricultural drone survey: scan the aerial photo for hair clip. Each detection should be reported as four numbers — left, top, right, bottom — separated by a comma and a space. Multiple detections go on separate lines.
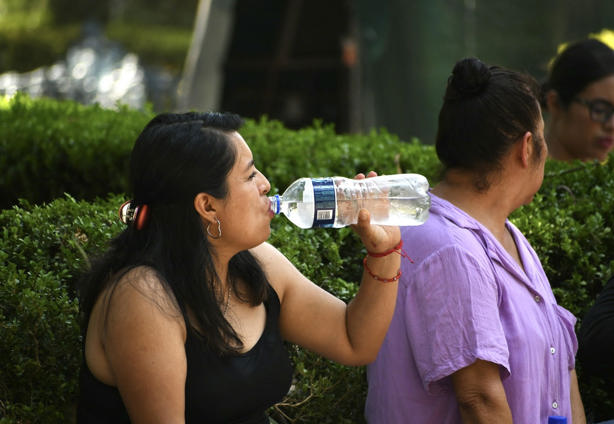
119, 200, 149, 230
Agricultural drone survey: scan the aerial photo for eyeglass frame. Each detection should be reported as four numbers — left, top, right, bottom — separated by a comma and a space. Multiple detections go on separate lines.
571, 97, 614, 124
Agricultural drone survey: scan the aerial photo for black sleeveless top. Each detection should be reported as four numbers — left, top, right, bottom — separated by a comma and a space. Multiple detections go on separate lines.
77, 286, 293, 423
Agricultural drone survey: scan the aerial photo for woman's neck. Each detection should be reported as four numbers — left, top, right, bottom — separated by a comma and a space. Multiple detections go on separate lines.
210, 252, 230, 289
545, 117, 573, 161
431, 176, 514, 244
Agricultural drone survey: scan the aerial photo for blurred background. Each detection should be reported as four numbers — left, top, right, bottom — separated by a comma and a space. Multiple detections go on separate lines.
1, 0, 614, 144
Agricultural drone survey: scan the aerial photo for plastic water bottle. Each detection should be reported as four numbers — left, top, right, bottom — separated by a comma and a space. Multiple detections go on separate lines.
269, 174, 430, 228
547, 416, 567, 424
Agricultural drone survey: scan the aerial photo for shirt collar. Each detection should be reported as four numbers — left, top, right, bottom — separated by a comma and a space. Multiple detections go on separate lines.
430, 192, 532, 285
429, 192, 483, 231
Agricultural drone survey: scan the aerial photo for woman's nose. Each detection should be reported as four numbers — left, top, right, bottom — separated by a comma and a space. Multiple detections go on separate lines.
261, 174, 271, 194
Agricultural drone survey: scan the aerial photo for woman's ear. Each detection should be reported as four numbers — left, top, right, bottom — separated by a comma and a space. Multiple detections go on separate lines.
545, 90, 562, 114
511, 131, 534, 169
193, 192, 218, 224
519, 131, 533, 168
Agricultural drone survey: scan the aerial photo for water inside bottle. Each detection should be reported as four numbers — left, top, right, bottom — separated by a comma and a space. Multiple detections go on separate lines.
270, 179, 316, 228
334, 196, 430, 227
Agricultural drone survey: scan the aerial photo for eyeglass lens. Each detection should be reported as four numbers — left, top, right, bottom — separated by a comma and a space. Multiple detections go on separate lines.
586, 99, 614, 124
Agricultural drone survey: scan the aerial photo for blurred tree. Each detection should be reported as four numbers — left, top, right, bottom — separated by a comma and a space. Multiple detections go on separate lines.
47, 0, 109, 24
0, 0, 196, 73
106, 0, 198, 27
0, 0, 51, 28
177, 0, 236, 112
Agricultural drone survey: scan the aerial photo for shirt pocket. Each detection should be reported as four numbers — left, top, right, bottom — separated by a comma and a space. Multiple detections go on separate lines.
554, 304, 579, 368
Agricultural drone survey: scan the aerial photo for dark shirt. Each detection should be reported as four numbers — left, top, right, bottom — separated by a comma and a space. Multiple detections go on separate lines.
578, 276, 614, 421
578, 276, 614, 382
77, 286, 293, 423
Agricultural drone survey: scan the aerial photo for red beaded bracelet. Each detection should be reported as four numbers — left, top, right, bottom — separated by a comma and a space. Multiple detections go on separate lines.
363, 257, 402, 283
366, 239, 403, 257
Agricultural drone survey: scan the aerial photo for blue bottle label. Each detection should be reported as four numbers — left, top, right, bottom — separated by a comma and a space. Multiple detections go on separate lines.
312, 178, 336, 228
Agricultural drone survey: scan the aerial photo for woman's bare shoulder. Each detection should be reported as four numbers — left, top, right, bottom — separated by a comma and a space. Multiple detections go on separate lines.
106, 265, 183, 322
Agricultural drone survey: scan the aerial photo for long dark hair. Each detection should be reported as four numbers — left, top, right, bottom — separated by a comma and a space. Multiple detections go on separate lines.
435, 57, 542, 190
79, 112, 269, 355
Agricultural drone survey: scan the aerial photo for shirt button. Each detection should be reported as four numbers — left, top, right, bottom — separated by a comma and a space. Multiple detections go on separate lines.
534, 295, 541, 303
552, 401, 558, 409
550, 347, 556, 354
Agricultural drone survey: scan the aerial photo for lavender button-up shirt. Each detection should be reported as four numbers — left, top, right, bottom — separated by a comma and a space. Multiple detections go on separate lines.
366, 194, 578, 423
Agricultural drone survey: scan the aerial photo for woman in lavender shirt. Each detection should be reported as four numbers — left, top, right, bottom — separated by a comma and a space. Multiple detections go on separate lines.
366, 58, 586, 423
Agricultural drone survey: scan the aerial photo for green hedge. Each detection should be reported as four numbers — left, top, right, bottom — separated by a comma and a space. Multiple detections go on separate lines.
1, 96, 613, 422
0, 195, 123, 422
0, 94, 153, 209
0, 94, 439, 210
514, 160, 614, 313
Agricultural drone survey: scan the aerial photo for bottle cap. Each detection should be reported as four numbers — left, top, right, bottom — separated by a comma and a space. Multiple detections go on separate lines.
269, 195, 280, 214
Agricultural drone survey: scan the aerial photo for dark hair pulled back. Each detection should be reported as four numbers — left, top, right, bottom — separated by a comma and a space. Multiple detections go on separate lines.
543, 38, 614, 108
79, 112, 269, 355
446, 57, 491, 99
436, 57, 542, 190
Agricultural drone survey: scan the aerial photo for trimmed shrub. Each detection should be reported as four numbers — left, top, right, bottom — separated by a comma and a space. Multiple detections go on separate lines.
242, 117, 440, 196
0, 94, 153, 209
0, 95, 439, 209
514, 159, 614, 313
0, 195, 124, 423
1, 96, 613, 422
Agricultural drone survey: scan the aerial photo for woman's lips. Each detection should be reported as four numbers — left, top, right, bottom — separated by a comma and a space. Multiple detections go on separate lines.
597, 136, 614, 150
266, 198, 275, 218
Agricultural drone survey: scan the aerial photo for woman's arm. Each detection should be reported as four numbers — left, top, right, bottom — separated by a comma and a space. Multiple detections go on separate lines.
253, 207, 400, 366
97, 269, 187, 423
570, 369, 586, 424
451, 359, 513, 424
253, 240, 398, 366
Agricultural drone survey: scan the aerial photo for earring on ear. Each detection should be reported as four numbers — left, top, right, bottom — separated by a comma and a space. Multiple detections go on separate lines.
207, 217, 222, 239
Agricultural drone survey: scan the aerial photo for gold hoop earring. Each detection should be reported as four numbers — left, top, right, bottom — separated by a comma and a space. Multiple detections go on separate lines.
207, 217, 222, 239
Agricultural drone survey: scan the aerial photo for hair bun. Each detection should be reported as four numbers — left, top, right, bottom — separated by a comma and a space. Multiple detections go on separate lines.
447, 57, 491, 98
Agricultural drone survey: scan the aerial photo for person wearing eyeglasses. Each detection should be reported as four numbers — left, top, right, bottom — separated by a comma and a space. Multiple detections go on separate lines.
542, 38, 614, 162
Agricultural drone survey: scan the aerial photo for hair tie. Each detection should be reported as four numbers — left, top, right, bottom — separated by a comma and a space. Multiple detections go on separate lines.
119, 200, 150, 230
